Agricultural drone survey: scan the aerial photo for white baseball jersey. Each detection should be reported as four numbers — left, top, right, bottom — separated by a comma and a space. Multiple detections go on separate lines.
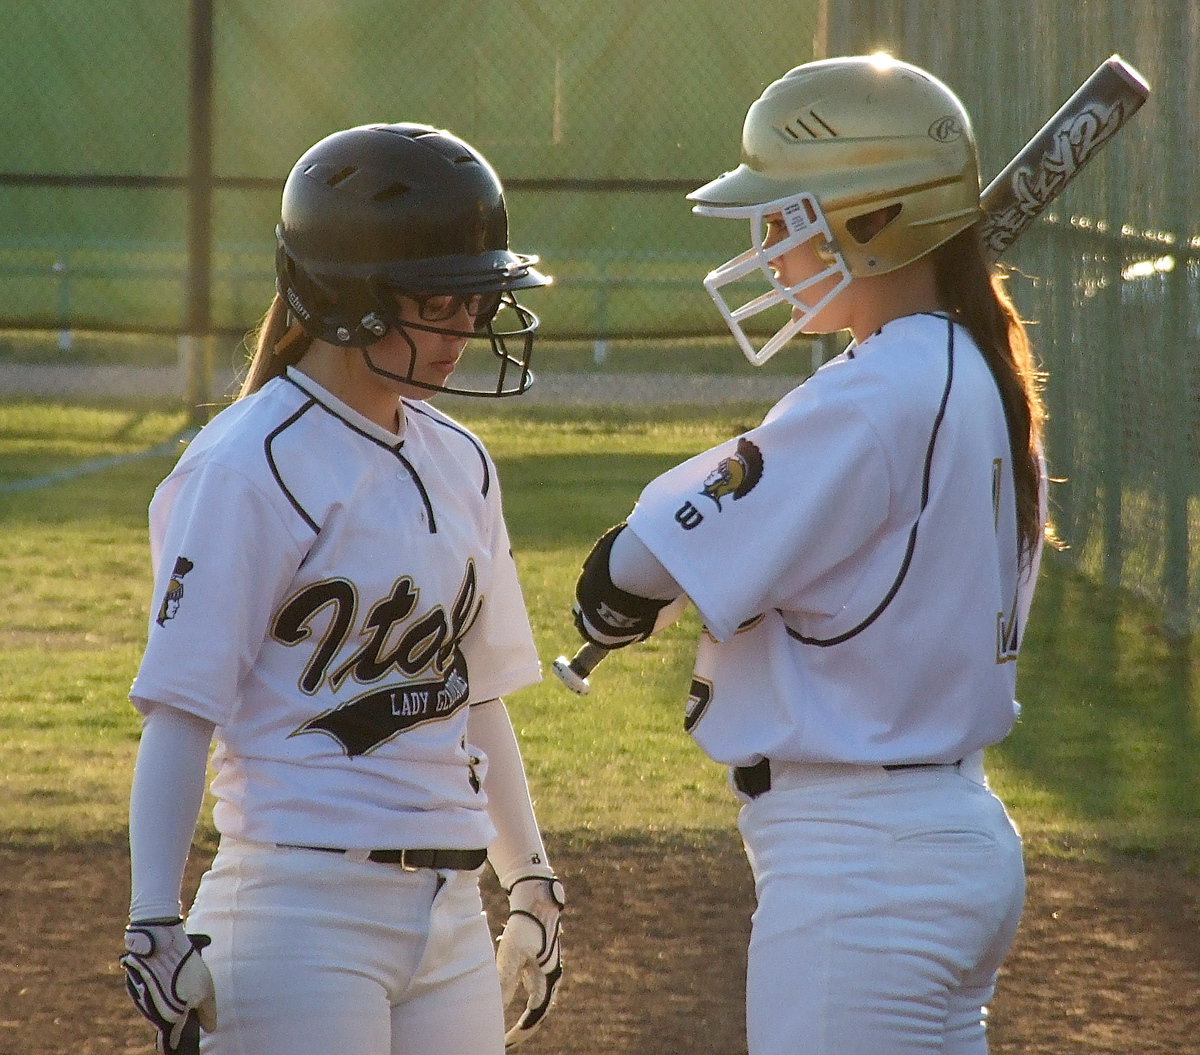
627, 313, 1043, 767
131, 367, 541, 850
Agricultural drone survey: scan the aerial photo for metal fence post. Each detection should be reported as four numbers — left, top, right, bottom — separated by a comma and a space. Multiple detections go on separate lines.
186, 0, 215, 427
1160, 2, 1194, 636
593, 257, 610, 365
54, 254, 73, 352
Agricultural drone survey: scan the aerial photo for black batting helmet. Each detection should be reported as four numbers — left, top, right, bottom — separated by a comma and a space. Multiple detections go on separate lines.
275, 122, 550, 397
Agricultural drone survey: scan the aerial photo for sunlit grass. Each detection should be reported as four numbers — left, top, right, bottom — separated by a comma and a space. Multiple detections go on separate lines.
1, 397, 1197, 866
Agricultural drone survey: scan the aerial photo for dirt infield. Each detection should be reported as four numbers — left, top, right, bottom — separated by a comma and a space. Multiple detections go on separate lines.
2, 832, 1198, 1055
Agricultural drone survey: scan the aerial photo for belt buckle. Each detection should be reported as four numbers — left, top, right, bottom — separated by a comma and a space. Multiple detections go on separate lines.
398, 849, 420, 872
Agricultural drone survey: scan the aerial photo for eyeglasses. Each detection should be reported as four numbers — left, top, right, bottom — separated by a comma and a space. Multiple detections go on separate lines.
404, 290, 503, 323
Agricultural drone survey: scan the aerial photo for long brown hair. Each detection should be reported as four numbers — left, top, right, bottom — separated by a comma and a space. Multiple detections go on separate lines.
238, 294, 313, 399
932, 225, 1052, 563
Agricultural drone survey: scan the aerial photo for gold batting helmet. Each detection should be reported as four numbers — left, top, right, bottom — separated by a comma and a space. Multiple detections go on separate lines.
689, 55, 982, 364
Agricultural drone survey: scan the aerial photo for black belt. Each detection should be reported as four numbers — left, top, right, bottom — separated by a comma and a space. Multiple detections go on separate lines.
733, 758, 962, 800
280, 844, 487, 870
732, 758, 773, 798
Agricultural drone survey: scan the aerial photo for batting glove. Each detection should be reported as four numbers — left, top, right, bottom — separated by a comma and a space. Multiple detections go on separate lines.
496, 875, 565, 1048
121, 918, 216, 1055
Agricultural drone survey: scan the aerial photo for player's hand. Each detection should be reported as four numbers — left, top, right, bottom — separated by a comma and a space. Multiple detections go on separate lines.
121, 918, 217, 1054
496, 875, 565, 1048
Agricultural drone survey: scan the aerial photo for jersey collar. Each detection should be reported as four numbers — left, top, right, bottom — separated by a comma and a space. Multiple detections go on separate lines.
284, 366, 408, 449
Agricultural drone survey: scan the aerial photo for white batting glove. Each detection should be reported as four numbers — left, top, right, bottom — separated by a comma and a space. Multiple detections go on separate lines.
121, 918, 217, 1054
496, 875, 565, 1048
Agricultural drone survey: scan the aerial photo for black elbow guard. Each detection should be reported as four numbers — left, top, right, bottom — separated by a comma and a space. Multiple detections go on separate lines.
573, 523, 671, 649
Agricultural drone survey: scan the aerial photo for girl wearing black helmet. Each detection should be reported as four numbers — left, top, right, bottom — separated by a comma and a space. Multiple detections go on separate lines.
251, 121, 550, 401
120, 124, 561, 1055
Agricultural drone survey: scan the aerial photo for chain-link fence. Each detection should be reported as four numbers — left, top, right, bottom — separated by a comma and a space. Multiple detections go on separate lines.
1, 0, 818, 341
823, 1, 1198, 635
2, 1, 1195, 633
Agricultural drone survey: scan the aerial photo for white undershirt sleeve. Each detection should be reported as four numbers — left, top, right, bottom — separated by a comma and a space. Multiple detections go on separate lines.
609, 524, 683, 600
128, 700, 215, 921
468, 698, 554, 890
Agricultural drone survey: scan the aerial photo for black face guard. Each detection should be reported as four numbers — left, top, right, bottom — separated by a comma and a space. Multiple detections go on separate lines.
358, 292, 540, 398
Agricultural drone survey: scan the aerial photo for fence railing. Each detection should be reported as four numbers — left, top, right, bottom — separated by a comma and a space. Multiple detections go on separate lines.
1, 0, 1194, 633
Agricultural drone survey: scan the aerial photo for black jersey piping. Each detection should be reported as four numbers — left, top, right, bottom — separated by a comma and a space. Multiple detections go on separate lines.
282, 375, 406, 455
786, 317, 956, 647
394, 450, 438, 533
265, 399, 322, 534
274, 377, 438, 534
404, 401, 492, 498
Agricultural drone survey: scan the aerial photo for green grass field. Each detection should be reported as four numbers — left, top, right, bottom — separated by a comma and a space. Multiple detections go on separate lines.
1, 397, 1197, 864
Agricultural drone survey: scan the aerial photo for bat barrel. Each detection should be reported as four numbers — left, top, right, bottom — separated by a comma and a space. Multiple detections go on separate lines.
980, 55, 1150, 261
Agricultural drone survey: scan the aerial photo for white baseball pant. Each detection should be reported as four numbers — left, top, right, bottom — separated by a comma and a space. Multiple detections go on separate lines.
735, 756, 1024, 1055
186, 838, 503, 1055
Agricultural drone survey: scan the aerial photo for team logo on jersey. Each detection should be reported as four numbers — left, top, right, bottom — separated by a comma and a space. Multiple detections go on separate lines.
674, 437, 765, 530
296, 651, 472, 756
155, 556, 194, 626
701, 437, 764, 510
277, 562, 482, 756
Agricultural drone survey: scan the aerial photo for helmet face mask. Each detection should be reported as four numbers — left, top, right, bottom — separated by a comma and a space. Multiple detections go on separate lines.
275, 123, 550, 397
695, 192, 852, 366
690, 55, 982, 365
358, 290, 540, 398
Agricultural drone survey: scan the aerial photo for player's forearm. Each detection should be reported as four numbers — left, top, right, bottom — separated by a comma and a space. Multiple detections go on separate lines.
608, 523, 683, 600
468, 698, 553, 888
128, 702, 215, 920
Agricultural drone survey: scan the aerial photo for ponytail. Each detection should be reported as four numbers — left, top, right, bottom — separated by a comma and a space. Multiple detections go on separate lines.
932, 226, 1054, 563
238, 294, 313, 400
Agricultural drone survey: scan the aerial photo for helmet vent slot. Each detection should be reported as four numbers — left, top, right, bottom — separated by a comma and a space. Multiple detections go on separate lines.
373, 182, 411, 202
781, 109, 839, 140
846, 203, 903, 244
411, 129, 477, 165
324, 165, 358, 187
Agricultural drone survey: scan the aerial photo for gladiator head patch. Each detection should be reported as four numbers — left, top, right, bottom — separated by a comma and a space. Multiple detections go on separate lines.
156, 556, 195, 626
700, 437, 764, 511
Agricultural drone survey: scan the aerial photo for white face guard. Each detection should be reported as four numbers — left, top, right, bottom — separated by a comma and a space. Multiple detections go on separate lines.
692, 192, 852, 366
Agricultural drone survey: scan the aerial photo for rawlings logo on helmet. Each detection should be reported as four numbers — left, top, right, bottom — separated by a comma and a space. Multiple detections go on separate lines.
928, 114, 965, 142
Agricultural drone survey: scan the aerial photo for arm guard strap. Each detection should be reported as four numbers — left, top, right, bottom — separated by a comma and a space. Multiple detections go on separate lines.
573, 523, 674, 649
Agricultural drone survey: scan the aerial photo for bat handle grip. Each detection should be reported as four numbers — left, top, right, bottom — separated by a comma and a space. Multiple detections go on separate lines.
551, 642, 610, 696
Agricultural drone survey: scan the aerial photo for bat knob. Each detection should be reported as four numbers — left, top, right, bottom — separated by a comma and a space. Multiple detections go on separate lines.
552, 655, 591, 696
